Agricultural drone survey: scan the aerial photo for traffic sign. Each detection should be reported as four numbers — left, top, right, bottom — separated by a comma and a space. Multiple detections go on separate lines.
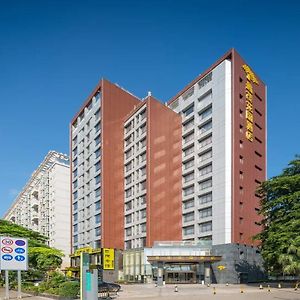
0, 237, 28, 271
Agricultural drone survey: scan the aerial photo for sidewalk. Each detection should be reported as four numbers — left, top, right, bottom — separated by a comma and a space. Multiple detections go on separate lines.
0, 288, 53, 300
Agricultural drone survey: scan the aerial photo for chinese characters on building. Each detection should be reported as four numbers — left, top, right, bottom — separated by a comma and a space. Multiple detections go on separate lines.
242, 65, 259, 142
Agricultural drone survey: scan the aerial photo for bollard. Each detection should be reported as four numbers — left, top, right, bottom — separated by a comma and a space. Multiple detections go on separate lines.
207, 283, 210, 287
155, 282, 157, 287
226, 282, 229, 286
174, 285, 178, 292
267, 284, 271, 292
213, 287, 216, 295
294, 283, 298, 291
240, 286, 244, 293
259, 284, 263, 290
278, 283, 281, 289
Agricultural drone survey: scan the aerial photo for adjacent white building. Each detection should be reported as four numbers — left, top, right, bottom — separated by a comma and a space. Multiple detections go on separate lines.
3, 151, 70, 267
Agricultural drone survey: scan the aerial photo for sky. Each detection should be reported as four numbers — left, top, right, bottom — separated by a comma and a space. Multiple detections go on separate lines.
0, 0, 300, 217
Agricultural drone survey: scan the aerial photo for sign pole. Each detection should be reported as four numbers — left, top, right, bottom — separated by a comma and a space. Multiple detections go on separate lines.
5, 270, 9, 300
17, 270, 22, 299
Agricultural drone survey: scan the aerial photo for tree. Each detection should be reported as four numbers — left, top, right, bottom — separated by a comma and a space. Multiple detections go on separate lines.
255, 156, 300, 277
0, 220, 64, 278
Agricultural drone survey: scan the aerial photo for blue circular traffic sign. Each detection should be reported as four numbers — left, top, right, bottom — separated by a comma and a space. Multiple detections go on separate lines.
15, 255, 25, 261
2, 254, 13, 261
15, 240, 26, 246
15, 247, 25, 254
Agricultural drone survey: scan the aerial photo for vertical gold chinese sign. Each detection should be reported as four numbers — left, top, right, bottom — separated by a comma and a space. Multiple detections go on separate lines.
102, 248, 114, 270
242, 65, 259, 142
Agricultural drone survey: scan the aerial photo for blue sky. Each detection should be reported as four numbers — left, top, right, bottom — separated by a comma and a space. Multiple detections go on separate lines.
0, 0, 299, 217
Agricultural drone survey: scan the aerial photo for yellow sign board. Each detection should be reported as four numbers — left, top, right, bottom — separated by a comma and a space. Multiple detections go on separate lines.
102, 248, 114, 270
242, 64, 259, 142
74, 247, 94, 256
217, 265, 226, 271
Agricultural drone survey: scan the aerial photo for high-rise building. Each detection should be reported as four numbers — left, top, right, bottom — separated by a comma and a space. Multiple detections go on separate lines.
71, 49, 266, 283
123, 95, 182, 250
4, 151, 70, 267
167, 49, 266, 247
71, 79, 140, 251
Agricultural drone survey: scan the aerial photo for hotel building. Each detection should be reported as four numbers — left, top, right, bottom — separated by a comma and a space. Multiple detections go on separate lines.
4, 151, 70, 267
71, 49, 266, 283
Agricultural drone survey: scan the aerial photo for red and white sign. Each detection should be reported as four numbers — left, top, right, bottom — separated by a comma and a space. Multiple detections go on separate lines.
2, 239, 13, 246
1, 247, 13, 254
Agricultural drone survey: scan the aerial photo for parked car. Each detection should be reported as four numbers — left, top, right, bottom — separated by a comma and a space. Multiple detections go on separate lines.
98, 281, 121, 293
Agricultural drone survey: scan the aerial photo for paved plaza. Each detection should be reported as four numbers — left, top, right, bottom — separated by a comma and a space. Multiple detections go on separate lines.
1, 284, 300, 300
116, 284, 300, 300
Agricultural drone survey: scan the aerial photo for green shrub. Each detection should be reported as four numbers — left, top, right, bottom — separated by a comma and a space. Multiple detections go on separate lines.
58, 281, 80, 298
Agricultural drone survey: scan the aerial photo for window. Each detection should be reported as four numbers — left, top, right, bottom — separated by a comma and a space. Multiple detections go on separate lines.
95, 122, 101, 134
125, 148, 133, 159
182, 86, 194, 101
95, 187, 101, 198
140, 124, 146, 134
74, 235, 78, 243
198, 73, 212, 89
125, 161, 133, 172
95, 201, 101, 210
183, 105, 194, 117
199, 150, 212, 162
73, 201, 78, 211
73, 191, 78, 201
140, 166, 146, 176
184, 132, 194, 144
73, 213, 78, 222
95, 227, 101, 237
73, 224, 78, 232
184, 159, 194, 170
73, 180, 78, 189
95, 134, 101, 146
95, 148, 101, 159
184, 172, 194, 183
73, 158, 78, 168
95, 109, 101, 120
183, 118, 194, 131
140, 109, 146, 120
125, 227, 132, 237
199, 221, 212, 232
140, 152, 146, 162
125, 188, 133, 198
125, 201, 132, 211
199, 164, 212, 176
199, 178, 212, 190
125, 214, 132, 224
183, 199, 194, 209
73, 147, 78, 157
184, 145, 194, 157
140, 195, 146, 205
140, 138, 146, 148
95, 161, 101, 172
198, 90, 212, 104
125, 175, 132, 185
140, 209, 146, 219
199, 135, 212, 148
95, 214, 101, 224
199, 121, 212, 134
199, 106, 212, 120
239, 155, 244, 164
183, 212, 194, 222
183, 225, 194, 235
125, 122, 133, 133
141, 223, 146, 233
141, 181, 146, 191
199, 207, 212, 218
95, 174, 101, 185
183, 185, 194, 196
